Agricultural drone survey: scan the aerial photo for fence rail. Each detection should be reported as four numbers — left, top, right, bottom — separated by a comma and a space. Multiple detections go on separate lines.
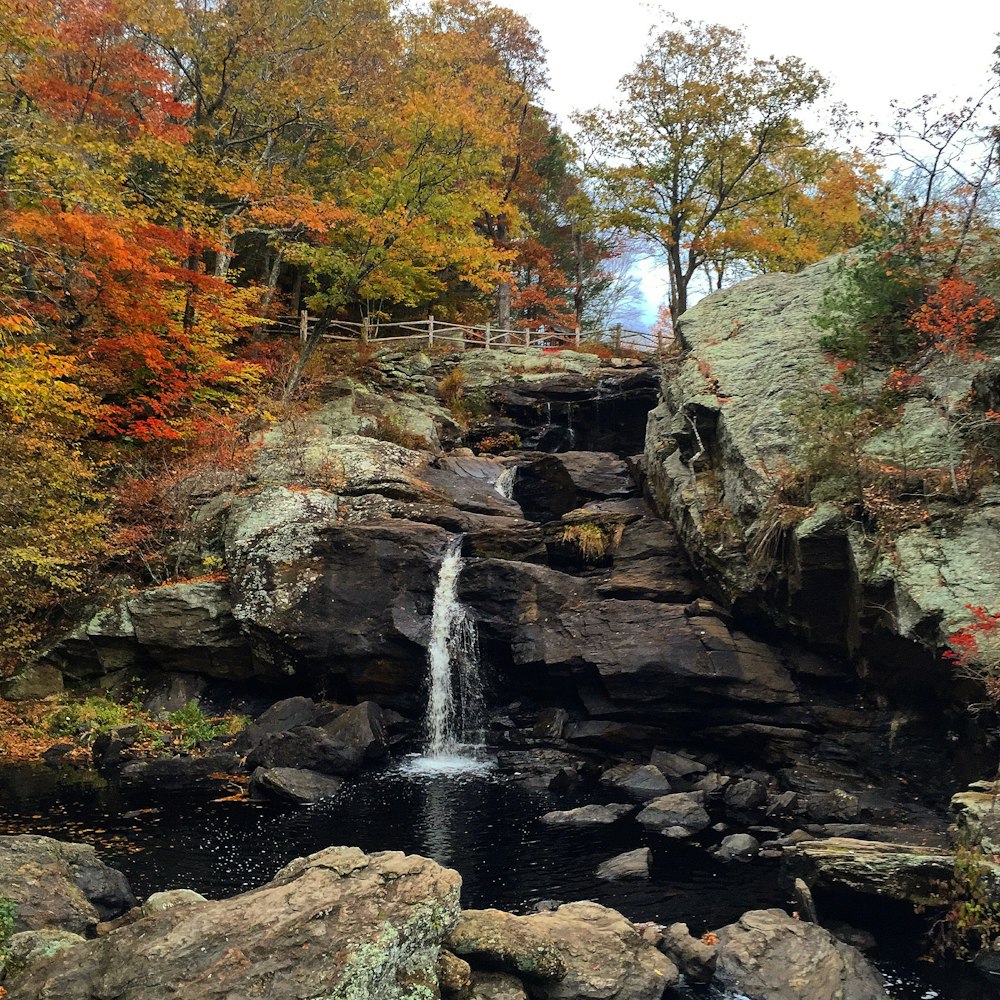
267, 312, 654, 355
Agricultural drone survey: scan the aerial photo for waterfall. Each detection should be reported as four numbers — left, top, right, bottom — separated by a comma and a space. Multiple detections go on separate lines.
424, 536, 485, 759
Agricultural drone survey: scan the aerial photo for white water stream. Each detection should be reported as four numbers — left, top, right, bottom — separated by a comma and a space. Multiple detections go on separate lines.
408, 535, 488, 774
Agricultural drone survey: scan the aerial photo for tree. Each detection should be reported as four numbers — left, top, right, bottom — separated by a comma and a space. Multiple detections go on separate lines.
579, 16, 833, 322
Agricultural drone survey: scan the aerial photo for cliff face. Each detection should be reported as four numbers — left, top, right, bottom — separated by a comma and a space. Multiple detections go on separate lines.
645, 257, 1000, 719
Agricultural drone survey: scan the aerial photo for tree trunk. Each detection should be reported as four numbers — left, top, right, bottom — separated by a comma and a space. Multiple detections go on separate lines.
573, 229, 584, 325
283, 308, 331, 402
496, 214, 511, 331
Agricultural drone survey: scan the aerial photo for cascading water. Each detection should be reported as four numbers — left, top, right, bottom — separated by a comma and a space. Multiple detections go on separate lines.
412, 535, 488, 772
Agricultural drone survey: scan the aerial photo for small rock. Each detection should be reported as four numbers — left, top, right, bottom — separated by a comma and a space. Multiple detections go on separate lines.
661, 922, 717, 983
636, 792, 710, 839
141, 889, 208, 915
438, 949, 472, 993
595, 848, 651, 881
692, 771, 730, 794
541, 803, 633, 826
470, 971, 529, 1000
724, 778, 767, 812
601, 763, 671, 800
715, 834, 760, 863
650, 750, 707, 779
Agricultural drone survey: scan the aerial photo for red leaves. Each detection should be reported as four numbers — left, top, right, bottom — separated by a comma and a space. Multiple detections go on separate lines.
909, 276, 997, 361
945, 605, 1000, 668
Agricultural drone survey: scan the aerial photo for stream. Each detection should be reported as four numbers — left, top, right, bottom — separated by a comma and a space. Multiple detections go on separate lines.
0, 760, 991, 1000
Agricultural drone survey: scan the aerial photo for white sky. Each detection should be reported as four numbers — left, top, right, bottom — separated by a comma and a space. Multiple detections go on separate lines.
500, 0, 1000, 325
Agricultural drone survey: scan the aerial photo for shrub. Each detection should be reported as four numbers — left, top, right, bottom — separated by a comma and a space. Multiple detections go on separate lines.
46, 696, 134, 737
560, 521, 623, 562
167, 700, 228, 749
931, 845, 1000, 960
365, 415, 430, 451
813, 241, 924, 375
475, 431, 520, 454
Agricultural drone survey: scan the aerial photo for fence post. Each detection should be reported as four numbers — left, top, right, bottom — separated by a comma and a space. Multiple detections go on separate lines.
574, 326, 581, 349
299, 309, 309, 344
613, 324, 622, 355
428, 314, 434, 349
524, 329, 530, 348
361, 315, 370, 345
485, 322, 491, 350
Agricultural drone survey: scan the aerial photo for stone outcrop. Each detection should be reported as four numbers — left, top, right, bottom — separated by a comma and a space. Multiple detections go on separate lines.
644, 257, 1000, 764
782, 837, 961, 906
8, 846, 463, 1000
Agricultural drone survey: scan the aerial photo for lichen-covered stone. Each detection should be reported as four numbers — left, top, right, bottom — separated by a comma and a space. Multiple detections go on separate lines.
9, 847, 463, 1000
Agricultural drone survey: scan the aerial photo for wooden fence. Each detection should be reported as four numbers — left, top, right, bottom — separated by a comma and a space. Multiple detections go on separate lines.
268, 312, 653, 355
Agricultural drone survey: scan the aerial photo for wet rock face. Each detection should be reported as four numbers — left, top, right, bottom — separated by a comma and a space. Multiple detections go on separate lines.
9, 847, 464, 1000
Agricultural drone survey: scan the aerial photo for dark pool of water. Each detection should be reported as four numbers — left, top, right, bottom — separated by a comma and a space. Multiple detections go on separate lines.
0, 759, 993, 999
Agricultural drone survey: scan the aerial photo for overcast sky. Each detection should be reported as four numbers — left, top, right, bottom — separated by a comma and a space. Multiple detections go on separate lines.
499, 0, 1000, 325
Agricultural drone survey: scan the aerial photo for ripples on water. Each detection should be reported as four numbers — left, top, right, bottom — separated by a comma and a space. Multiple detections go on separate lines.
0, 761, 993, 999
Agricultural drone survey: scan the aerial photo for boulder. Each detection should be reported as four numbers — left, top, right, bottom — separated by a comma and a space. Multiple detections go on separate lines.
712, 908, 888, 1000
249, 766, 344, 804
595, 848, 651, 881
951, 789, 1000, 853
126, 581, 252, 679
9, 847, 463, 1000
724, 778, 768, 813
649, 750, 707, 780
715, 833, 760, 863
448, 902, 677, 1000
226, 488, 448, 704
0, 663, 64, 700
321, 700, 389, 763
636, 792, 710, 838
600, 764, 672, 800
119, 752, 242, 792
438, 949, 472, 994
244, 726, 363, 778
233, 695, 321, 751
0, 835, 137, 935
553, 452, 635, 498
540, 804, 633, 827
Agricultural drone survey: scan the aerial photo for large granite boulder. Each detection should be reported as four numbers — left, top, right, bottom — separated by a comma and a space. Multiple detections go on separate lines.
0, 836, 136, 936
711, 908, 888, 1000
9, 847, 463, 1000
448, 902, 677, 1000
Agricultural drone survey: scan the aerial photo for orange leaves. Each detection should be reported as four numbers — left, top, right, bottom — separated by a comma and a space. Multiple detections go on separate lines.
908, 276, 997, 361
